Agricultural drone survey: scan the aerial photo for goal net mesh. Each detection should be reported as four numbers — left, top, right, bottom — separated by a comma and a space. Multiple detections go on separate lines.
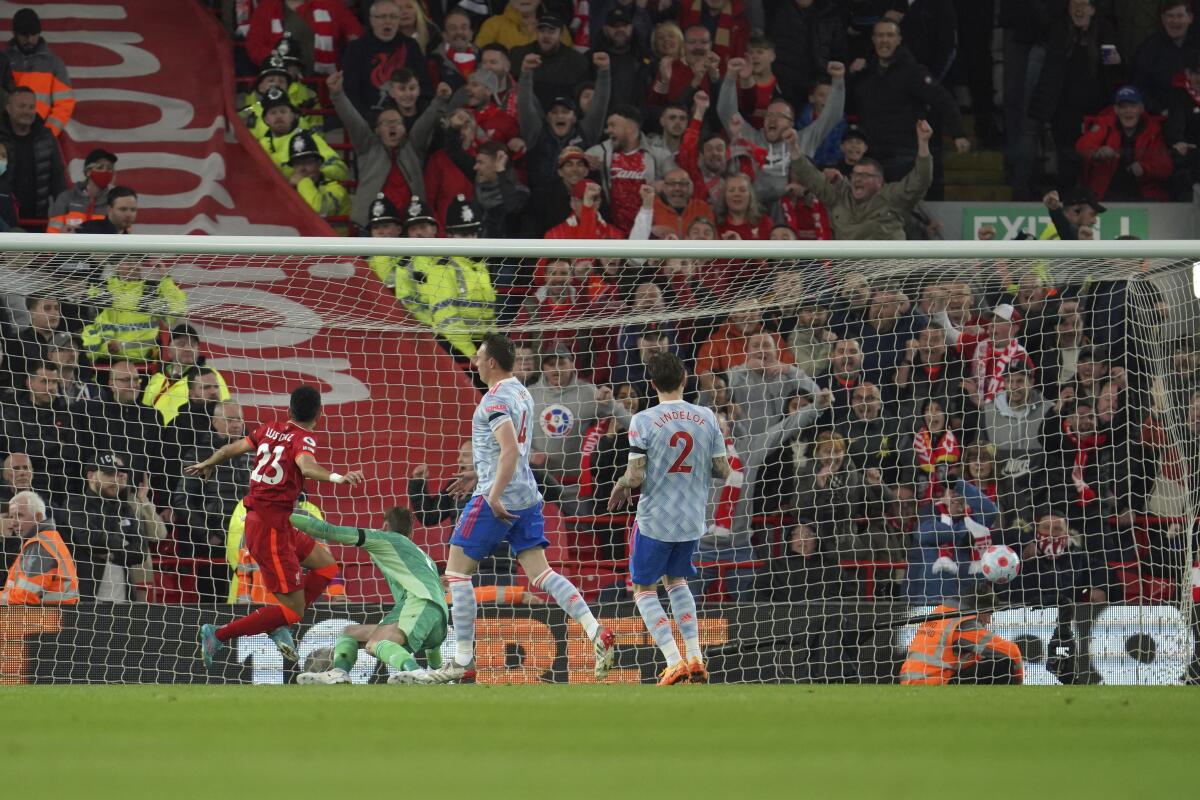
0, 246, 1196, 685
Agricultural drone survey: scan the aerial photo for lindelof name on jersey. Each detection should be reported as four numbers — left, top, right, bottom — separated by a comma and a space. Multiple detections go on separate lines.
654, 409, 708, 429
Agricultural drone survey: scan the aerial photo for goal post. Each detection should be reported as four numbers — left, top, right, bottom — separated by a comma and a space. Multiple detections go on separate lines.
0, 234, 1196, 685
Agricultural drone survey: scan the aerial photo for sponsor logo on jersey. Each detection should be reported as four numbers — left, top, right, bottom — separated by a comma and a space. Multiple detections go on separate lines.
541, 404, 574, 437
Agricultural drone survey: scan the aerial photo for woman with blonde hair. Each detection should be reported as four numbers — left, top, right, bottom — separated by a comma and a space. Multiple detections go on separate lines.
395, 0, 439, 54
651, 21, 683, 61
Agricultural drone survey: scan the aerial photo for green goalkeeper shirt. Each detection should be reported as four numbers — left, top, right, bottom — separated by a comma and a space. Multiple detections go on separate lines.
290, 514, 448, 621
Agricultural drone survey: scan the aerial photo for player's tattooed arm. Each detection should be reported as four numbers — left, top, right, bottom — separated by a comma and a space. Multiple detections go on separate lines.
711, 455, 732, 480
607, 456, 645, 511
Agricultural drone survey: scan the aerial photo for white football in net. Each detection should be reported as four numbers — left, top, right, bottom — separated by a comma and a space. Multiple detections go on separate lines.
979, 545, 1021, 585
303, 647, 335, 674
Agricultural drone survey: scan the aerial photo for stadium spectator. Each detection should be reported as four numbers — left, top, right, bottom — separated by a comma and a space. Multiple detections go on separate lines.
518, 51, 611, 190
142, 324, 231, 425
0, 452, 35, 506
1075, 86, 1172, 202
1131, 0, 1196, 114
1, 361, 81, 500
4, 296, 66, 388
0, 490, 78, 605
824, 122, 867, 175
76, 186, 138, 235
60, 452, 163, 603
848, 19, 968, 183
649, 23, 721, 105
649, 166, 713, 237
584, 105, 674, 235
270, 32, 322, 114
676, 0, 750, 66
1067, 345, 1110, 404
589, 0, 654, 54
46, 149, 117, 234
393, 0, 439, 54
718, 60, 845, 209
328, 70, 452, 230
45, 334, 92, 405
597, 7, 655, 110
528, 346, 634, 496
770, 0, 847, 112
892, 321, 968, 428
512, 16, 591, 110
1038, 397, 1113, 550
0, 85, 66, 221
513, 342, 540, 386
241, 54, 322, 138
971, 303, 1034, 407
83, 360, 167, 493
477, 0, 572, 49
789, 120, 934, 241
837, 380, 903, 483
650, 20, 684, 64
1038, 297, 1087, 390
513, 259, 583, 353
429, 9, 477, 92
856, 286, 926, 384
727, 331, 826, 439
172, 400, 249, 602
787, 300, 837, 379
245, 0, 362, 74
788, 432, 860, 588
1166, 49, 1200, 200
714, 173, 769, 240
729, 36, 783, 131
256, 88, 348, 183
383, 67, 426, 131
816, 337, 865, 425
6, 8, 74, 137
1040, 186, 1105, 241
80, 256, 187, 365
408, 440, 474, 525
544, 178, 618, 240
342, 0, 433, 115
905, 479, 1000, 603
609, 328, 674, 405
1029, 0, 1121, 192
474, 141, 529, 238
696, 307, 795, 381
907, 397, 961, 502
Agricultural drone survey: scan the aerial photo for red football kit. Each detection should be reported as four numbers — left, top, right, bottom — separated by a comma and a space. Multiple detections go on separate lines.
242, 420, 320, 595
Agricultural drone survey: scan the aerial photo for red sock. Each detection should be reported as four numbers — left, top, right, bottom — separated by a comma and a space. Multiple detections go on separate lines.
216, 605, 291, 642
303, 564, 339, 605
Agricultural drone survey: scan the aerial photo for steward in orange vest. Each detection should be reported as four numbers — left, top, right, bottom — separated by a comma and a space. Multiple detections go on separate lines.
900, 587, 1023, 685
0, 528, 79, 604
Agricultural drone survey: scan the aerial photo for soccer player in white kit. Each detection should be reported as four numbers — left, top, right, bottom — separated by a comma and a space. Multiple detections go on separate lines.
609, 352, 731, 685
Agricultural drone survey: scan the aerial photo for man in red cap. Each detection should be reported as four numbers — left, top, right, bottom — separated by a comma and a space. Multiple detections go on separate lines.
971, 303, 1035, 406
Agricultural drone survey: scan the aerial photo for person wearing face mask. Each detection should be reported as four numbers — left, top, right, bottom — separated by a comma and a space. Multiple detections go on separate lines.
6, 8, 74, 137
46, 148, 118, 234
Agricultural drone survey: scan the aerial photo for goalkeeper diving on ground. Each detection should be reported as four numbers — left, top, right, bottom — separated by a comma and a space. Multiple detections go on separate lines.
293, 508, 448, 684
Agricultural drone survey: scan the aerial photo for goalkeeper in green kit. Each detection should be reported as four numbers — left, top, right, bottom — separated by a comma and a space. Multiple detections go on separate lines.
293, 508, 448, 685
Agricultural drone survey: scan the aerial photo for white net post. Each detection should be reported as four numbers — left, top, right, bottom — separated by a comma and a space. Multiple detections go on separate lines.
0, 235, 1196, 685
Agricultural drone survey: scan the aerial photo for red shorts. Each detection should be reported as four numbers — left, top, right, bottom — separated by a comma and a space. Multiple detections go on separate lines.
244, 507, 316, 595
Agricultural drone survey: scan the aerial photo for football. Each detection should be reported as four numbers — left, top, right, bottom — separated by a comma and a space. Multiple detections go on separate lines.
303, 646, 334, 674
980, 544, 1021, 585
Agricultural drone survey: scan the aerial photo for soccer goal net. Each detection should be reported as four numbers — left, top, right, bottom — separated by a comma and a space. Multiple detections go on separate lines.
0, 235, 1196, 686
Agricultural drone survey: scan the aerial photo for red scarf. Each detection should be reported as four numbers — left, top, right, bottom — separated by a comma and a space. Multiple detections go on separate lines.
1035, 525, 1071, 558
974, 338, 1032, 403
914, 427, 960, 500
933, 500, 990, 570
577, 418, 613, 499
712, 438, 744, 532
1064, 423, 1106, 505
779, 194, 831, 240
447, 47, 477, 79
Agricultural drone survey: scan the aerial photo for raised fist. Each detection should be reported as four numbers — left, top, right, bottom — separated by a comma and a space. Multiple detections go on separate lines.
522, 53, 543, 72
592, 51, 610, 70
1042, 190, 1062, 210
436, 82, 453, 100
692, 90, 710, 117
916, 119, 933, 142
639, 182, 656, 208
658, 56, 673, 81
326, 70, 344, 94
827, 61, 846, 79
411, 464, 429, 480
583, 181, 602, 206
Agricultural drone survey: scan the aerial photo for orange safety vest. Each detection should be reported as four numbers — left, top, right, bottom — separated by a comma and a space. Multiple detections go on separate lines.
0, 529, 80, 605
445, 584, 528, 606
12, 68, 75, 137
46, 207, 105, 234
899, 605, 1023, 685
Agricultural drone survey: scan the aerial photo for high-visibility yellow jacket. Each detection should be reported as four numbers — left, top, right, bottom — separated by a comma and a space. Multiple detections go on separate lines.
369, 256, 434, 327
81, 276, 188, 363
142, 365, 232, 425
256, 125, 348, 182
240, 83, 321, 138
415, 256, 497, 358
296, 175, 350, 218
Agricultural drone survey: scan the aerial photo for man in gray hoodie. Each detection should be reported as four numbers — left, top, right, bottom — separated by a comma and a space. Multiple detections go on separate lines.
528, 347, 633, 486
727, 332, 829, 439
717, 59, 846, 210
983, 362, 1050, 527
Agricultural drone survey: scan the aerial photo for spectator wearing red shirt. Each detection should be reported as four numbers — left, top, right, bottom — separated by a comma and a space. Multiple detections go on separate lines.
648, 24, 722, 105
462, 69, 521, 146
677, 0, 751, 67
546, 179, 619, 240
425, 107, 478, 224
428, 8, 479, 92
734, 36, 784, 129
972, 304, 1035, 407
585, 105, 675, 235
1075, 86, 1173, 202
245, 0, 362, 74
696, 308, 795, 381
715, 173, 770, 241
513, 259, 582, 353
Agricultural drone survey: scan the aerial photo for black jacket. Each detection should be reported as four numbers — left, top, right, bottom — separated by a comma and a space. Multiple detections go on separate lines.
1029, 17, 1120, 122
1132, 28, 1199, 114
771, 0, 848, 108
172, 431, 250, 556
898, 0, 958, 81
0, 391, 81, 499
511, 42, 593, 113
849, 46, 967, 159
341, 31, 430, 117
81, 390, 167, 489
59, 486, 146, 600
0, 115, 65, 218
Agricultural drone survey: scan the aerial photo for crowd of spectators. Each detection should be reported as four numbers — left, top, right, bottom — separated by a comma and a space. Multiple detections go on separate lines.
0, 2, 1198, 616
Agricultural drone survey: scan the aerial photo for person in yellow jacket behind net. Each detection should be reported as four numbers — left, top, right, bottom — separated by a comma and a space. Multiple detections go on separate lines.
417, 195, 497, 360
80, 255, 188, 365
285, 131, 350, 219
255, 87, 348, 184
226, 496, 343, 604
900, 584, 1024, 685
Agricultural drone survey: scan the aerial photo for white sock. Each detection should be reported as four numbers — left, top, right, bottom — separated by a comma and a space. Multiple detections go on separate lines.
535, 568, 601, 639
634, 590, 682, 666
447, 571, 476, 666
667, 583, 703, 660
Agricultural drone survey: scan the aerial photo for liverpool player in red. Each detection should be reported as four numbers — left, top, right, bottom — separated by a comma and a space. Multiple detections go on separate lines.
186, 385, 364, 671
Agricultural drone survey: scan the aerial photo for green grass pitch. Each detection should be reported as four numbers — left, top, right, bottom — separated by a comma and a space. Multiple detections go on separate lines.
4, 685, 1196, 799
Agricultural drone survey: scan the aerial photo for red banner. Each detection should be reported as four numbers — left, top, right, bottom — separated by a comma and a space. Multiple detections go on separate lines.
7, 0, 331, 235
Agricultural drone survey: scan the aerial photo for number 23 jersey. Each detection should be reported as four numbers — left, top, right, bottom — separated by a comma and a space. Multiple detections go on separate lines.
472, 377, 542, 511
628, 400, 723, 542
244, 420, 318, 511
